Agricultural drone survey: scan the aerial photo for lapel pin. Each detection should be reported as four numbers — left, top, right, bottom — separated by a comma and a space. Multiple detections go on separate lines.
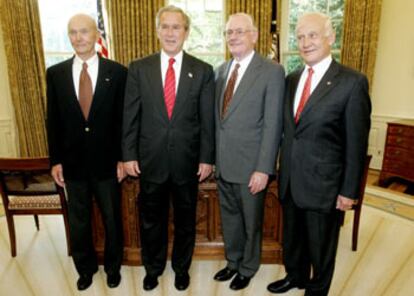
188, 72, 193, 78
105, 78, 111, 82
327, 81, 332, 85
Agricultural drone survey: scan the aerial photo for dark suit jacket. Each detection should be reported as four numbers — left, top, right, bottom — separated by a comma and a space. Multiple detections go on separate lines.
46, 56, 127, 180
279, 60, 371, 212
122, 52, 215, 184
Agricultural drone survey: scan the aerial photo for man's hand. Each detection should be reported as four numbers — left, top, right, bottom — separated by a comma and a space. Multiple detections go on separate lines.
197, 163, 212, 182
51, 164, 65, 187
123, 160, 140, 177
117, 162, 126, 182
336, 194, 357, 211
248, 171, 269, 195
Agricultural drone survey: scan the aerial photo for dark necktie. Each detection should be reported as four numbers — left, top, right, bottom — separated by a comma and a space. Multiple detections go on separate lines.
295, 67, 314, 123
164, 58, 176, 119
221, 63, 240, 118
78, 62, 93, 120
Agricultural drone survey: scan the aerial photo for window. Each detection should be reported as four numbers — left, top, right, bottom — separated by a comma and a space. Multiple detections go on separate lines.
39, 0, 224, 68
38, 0, 98, 68
168, 0, 225, 68
280, 0, 345, 73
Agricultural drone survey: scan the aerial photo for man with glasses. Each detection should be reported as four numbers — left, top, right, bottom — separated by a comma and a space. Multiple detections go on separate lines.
213, 13, 285, 290
122, 5, 215, 292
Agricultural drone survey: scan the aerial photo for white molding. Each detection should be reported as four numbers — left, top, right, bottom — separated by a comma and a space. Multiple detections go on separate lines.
0, 118, 17, 157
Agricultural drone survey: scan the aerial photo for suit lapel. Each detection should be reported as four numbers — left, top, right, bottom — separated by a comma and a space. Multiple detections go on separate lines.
60, 57, 84, 119
297, 60, 340, 122
222, 52, 262, 121
171, 52, 193, 121
217, 61, 231, 119
287, 69, 302, 126
88, 56, 112, 121
145, 53, 169, 123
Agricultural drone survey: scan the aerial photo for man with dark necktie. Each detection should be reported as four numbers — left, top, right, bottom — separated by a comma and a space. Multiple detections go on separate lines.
213, 13, 285, 291
46, 14, 126, 291
122, 5, 215, 292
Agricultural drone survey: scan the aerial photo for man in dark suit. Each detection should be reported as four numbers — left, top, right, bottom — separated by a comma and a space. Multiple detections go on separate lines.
213, 13, 285, 291
46, 14, 126, 291
122, 5, 215, 292
267, 12, 371, 296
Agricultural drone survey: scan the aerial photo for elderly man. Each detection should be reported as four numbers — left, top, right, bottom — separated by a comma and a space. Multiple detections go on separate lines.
213, 13, 285, 290
122, 5, 215, 291
46, 14, 127, 290
267, 12, 371, 296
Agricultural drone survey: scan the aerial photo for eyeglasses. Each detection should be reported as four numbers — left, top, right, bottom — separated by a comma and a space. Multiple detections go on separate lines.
223, 29, 252, 37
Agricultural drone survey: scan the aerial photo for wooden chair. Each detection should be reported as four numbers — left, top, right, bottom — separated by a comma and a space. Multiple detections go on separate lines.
340, 155, 372, 251
0, 157, 71, 257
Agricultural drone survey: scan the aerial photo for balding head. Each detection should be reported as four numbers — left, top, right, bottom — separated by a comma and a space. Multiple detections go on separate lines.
296, 12, 334, 38
67, 14, 99, 60
68, 14, 98, 32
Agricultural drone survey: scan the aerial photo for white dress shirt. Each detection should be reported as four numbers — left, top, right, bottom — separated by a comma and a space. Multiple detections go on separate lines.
161, 50, 183, 91
226, 50, 255, 94
72, 54, 99, 99
293, 55, 333, 115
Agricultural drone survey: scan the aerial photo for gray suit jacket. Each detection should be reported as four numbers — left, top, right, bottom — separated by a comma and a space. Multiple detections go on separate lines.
215, 52, 285, 183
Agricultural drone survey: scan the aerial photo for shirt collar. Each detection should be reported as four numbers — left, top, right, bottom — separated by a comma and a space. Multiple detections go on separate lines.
232, 50, 255, 68
305, 55, 332, 73
73, 53, 99, 67
161, 50, 184, 65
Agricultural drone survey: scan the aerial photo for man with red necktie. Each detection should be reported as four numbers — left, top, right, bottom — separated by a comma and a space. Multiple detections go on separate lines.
268, 12, 371, 296
122, 5, 215, 292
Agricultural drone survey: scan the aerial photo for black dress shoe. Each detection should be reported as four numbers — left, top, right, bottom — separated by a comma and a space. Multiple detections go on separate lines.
107, 272, 121, 288
143, 274, 159, 291
175, 273, 190, 291
213, 267, 237, 281
267, 278, 305, 293
77, 273, 93, 291
230, 273, 251, 290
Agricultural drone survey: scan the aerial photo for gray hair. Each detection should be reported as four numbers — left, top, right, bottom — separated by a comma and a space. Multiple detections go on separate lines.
227, 12, 258, 31
156, 5, 191, 30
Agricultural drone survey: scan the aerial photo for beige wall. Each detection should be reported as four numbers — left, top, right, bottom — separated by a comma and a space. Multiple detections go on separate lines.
0, 25, 13, 119
371, 0, 414, 118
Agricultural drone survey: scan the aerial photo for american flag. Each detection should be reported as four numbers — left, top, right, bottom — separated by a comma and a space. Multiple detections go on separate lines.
96, 0, 108, 58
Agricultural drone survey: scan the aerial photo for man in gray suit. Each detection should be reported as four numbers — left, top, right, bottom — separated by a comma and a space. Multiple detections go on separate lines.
213, 13, 285, 290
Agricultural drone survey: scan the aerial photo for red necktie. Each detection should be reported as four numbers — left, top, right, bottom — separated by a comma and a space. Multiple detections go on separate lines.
295, 67, 314, 123
164, 58, 176, 119
222, 63, 240, 118
79, 62, 93, 119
